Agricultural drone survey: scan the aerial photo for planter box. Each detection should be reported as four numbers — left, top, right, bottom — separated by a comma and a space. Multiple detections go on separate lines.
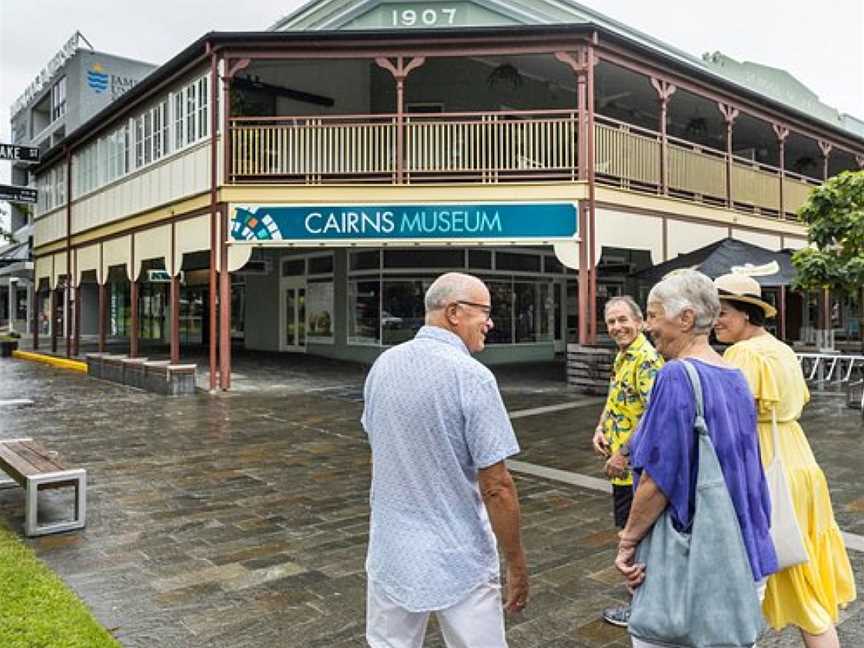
0, 340, 19, 357
567, 344, 614, 395
85, 353, 197, 395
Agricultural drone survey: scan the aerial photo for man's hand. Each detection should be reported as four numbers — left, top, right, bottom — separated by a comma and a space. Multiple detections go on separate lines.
479, 462, 528, 615
592, 427, 610, 457
502, 557, 529, 614
604, 451, 629, 479
614, 542, 645, 592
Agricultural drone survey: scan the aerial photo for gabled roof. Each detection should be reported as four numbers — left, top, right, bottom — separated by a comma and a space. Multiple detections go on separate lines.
270, 0, 864, 140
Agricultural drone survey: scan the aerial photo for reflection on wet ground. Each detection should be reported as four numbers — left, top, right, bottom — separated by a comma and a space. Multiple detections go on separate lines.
1, 356, 862, 647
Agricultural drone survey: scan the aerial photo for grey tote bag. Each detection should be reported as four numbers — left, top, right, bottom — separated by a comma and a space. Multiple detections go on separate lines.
628, 360, 765, 648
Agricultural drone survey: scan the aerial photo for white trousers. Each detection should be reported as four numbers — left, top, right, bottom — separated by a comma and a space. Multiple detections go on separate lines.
631, 579, 768, 648
366, 580, 507, 648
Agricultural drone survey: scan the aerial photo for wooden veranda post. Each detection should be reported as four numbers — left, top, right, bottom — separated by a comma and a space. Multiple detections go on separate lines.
773, 125, 789, 218
375, 56, 425, 183
651, 78, 676, 195
555, 49, 590, 346
718, 103, 739, 208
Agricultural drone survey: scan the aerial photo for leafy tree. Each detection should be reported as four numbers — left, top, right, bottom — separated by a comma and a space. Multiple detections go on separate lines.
0, 204, 13, 244
792, 170, 864, 294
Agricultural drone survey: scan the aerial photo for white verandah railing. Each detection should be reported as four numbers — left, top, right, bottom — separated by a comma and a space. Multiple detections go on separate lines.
229, 110, 820, 217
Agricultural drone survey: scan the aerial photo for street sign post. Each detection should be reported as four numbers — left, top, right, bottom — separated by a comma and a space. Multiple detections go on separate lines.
0, 184, 38, 204
0, 143, 40, 163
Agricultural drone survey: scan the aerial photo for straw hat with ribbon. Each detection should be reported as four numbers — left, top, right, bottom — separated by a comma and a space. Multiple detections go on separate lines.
714, 269, 777, 318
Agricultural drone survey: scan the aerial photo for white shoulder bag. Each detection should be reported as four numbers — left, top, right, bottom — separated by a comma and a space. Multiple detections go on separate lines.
765, 406, 809, 570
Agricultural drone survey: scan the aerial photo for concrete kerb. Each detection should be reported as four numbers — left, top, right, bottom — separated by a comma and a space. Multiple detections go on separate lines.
11, 350, 88, 373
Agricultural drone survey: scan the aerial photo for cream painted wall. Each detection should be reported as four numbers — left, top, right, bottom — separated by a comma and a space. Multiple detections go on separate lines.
730, 229, 782, 251
34, 208, 66, 248
594, 208, 664, 266
70, 143, 212, 238
666, 220, 728, 258
784, 237, 808, 250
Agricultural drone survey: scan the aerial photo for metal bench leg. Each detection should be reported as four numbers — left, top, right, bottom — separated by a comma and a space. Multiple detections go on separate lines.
25, 469, 87, 537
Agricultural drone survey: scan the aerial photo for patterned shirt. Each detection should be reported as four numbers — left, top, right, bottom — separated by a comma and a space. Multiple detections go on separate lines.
602, 333, 664, 486
361, 326, 520, 612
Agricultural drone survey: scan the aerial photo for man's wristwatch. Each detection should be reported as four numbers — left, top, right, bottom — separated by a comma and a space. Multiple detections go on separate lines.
619, 444, 631, 458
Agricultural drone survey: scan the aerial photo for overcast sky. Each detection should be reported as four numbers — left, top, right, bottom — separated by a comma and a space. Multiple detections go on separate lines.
1, 0, 863, 229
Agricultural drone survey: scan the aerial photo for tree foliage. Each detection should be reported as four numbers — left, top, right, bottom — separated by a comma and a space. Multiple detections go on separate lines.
792, 170, 864, 294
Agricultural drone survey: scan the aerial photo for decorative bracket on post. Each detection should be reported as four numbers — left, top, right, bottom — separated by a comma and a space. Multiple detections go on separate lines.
224, 58, 251, 82
375, 56, 426, 183
818, 140, 833, 180
650, 78, 677, 102
717, 103, 740, 125
651, 78, 676, 193
772, 124, 789, 143
553, 49, 598, 74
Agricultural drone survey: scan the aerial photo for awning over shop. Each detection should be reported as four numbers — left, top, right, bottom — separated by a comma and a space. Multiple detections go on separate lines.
0, 242, 29, 266
634, 237, 798, 286
0, 242, 34, 281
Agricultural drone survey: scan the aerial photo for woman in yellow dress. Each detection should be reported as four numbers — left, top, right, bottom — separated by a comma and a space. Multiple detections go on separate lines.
713, 272, 855, 648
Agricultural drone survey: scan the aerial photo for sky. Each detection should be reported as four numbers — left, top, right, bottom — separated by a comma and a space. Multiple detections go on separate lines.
1, 0, 863, 230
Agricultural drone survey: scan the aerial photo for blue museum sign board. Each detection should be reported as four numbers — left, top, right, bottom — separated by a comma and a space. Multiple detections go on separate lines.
230, 203, 578, 244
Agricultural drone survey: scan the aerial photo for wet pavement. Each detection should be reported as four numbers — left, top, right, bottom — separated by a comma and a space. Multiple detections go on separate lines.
1, 355, 863, 647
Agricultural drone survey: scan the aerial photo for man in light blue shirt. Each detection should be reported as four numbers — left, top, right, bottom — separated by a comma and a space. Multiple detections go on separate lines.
362, 272, 529, 648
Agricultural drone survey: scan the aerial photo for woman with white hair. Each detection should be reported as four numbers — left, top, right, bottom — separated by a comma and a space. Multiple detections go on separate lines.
613, 269, 778, 647
714, 272, 855, 648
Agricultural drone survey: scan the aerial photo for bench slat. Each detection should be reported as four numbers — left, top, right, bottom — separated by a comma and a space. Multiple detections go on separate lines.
19, 439, 66, 470
18, 440, 66, 472
0, 444, 41, 481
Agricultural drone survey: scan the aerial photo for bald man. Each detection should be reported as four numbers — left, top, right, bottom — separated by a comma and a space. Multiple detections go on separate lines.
362, 272, 529, 648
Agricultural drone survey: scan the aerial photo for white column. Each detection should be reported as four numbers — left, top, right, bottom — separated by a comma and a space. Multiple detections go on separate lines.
26, 282, 32, 337
63, 286, 69, 338
8, 280, 16, 333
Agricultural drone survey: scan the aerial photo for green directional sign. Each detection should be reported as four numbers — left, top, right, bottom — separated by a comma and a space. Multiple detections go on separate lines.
0, 184, 37, 204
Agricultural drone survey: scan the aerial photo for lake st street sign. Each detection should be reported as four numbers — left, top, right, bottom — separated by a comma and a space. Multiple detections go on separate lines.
0, 184, 38, 204
0, 143, 40, 163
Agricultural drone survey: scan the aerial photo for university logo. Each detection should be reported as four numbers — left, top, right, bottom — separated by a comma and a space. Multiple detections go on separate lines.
87, 64, 109, 93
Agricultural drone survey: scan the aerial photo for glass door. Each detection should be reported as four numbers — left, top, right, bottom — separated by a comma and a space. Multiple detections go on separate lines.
280, 278, 306, 352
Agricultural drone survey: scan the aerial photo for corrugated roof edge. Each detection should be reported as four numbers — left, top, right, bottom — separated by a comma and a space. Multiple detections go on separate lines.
33, 24, 864, 174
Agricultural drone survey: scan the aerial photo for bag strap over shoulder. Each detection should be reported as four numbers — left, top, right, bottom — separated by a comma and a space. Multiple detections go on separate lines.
680, 360, 706, 432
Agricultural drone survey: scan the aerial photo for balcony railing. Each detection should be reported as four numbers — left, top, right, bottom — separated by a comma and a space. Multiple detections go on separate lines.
229, 110, 821, 220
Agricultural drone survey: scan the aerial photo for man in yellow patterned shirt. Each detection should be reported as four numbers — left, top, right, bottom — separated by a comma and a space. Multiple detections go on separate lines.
591, 295, 663, 628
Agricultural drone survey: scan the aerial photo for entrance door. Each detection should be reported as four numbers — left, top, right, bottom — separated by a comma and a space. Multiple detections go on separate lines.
280, 278, 307, 352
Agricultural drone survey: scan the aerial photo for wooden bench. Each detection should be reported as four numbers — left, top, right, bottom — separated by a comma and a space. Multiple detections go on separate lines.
0, 438, 86, 536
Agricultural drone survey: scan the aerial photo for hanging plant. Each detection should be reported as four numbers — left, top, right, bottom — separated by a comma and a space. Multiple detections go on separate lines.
486, 63, 523, 90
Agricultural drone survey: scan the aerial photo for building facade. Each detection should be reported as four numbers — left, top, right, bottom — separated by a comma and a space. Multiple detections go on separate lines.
1, 31, 155, 334
28, 1, 864, 389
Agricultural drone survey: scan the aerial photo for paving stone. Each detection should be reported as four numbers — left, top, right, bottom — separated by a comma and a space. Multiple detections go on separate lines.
1, 356, 862, 647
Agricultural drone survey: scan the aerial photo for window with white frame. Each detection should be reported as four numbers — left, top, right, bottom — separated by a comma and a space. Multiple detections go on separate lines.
62, 72, 211, 200
55, 165, 66, 206
186, 81, 198, 145
135, 115, 144, 168
173, 91, 185, 151
51, 77, 67, 121
153, 100, 168, 161
196, 76, 209, 140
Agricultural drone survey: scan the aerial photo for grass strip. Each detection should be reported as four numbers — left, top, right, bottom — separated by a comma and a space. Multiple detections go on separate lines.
0, 522, 120, 648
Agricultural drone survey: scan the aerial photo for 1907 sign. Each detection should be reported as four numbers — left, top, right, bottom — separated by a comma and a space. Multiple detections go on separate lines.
0, 143, 40, 163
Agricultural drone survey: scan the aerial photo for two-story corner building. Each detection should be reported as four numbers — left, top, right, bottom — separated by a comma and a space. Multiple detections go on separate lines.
28, 0, 864, 390
1, 31, 155, 335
